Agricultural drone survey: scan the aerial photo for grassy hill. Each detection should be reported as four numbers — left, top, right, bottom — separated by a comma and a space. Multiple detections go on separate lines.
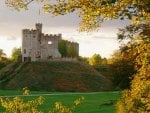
0, 61, 112, 92
93, 65, 113, 80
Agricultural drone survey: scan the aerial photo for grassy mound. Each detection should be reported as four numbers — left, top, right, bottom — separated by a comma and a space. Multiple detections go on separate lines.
0, 61, 112, 92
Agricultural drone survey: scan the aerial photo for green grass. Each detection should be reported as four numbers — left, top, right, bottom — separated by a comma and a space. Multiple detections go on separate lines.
0, 90, 121, 113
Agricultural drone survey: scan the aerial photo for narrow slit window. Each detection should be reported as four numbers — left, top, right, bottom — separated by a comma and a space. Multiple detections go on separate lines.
24, 49, 26, 54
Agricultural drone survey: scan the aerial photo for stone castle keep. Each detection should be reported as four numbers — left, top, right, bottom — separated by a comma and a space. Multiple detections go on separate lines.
22, 23, 79, 62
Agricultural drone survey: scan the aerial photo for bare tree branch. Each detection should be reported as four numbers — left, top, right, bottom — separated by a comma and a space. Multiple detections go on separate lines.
25, 0, 34, 7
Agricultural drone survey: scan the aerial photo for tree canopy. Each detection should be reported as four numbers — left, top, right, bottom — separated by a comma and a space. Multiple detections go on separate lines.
88, 54, 102, 65
116, 23, 150, 113
5, 0, 150, 31
11, 47, 21, 62
58, 40, 78, 58
0, 49, 6, 61
0, 49, 9, 69
109, 49, 135, 89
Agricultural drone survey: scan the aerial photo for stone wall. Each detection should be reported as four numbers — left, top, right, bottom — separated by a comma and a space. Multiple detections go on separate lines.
22, 23, 79, 62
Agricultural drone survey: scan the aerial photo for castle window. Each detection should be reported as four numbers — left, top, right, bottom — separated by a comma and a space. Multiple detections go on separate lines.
48, 41, 53, 45
24, 49, 26, 54
48, 56, 52, 59
25, 35, 27, 38
33, 35, 36, 38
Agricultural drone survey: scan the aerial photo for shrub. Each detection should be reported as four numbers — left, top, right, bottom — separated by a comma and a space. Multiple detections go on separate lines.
0, 88, 84, 113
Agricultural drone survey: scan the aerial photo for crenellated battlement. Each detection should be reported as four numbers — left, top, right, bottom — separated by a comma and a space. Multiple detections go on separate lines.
22, 29, 37, 34
44, 34, 62, 39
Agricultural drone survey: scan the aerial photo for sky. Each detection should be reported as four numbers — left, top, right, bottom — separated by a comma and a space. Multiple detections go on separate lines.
0, 0, 130, 58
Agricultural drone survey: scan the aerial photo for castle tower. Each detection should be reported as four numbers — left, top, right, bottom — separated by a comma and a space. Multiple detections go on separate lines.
22, 23, 79, 62
36, 23, 42, 33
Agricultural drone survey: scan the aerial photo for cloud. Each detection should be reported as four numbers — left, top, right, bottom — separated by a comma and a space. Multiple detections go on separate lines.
92, 36, 117, 40
7, 36, 17, 40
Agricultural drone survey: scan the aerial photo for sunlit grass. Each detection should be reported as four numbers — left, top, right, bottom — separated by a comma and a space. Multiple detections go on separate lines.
0, 90, 121, 113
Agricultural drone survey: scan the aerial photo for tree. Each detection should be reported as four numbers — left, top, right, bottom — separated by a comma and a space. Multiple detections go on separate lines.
78, 56, 89, 63
101, 58, 107, 65
88, 54, 102, 65
11, 47, 21, 62
67, 43, 78, 58
0, 49, 6, 61
0, 49, 8, 69
58, 40, 79, 58
109, 49, 135, 89
67, 44, 75, 57
116, 23, 150, 113
5, 0, 150, 31
58, 40, 67, 57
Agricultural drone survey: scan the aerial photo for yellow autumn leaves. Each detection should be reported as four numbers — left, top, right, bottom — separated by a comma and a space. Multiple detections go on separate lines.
5, 0, 149, 31
0, 88, 84, 113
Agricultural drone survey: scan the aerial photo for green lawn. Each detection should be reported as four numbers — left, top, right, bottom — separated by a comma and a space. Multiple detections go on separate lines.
0, 90, 121, 113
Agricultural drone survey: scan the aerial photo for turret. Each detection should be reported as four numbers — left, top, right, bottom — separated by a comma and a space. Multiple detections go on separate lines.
36, 23, 42, 33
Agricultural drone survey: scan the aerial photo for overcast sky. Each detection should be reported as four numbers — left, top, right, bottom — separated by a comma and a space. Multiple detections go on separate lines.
0, 0, 130, 58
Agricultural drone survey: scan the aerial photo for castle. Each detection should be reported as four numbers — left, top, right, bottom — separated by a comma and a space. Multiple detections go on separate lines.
22, 23, 79, 62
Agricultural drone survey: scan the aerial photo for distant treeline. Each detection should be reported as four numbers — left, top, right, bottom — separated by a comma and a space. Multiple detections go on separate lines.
78, 54, 108, 65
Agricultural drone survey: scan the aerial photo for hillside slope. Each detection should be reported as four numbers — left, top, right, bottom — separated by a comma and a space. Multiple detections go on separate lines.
0, 61, 112, 92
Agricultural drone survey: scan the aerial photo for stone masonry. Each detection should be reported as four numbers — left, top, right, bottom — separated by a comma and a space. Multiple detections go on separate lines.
22, 23, 79, 62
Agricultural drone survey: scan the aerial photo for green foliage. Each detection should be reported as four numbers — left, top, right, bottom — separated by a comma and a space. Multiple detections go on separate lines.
0, 63, 6, 70
101, 58, 107, 65
0, 49, 6, 61
58, 40, 78, 58
67, 43, 78, 58
0, 89, 84, 113
0, 49, 9, 69
11, 47, 21, 62
58, 40, 67, 57
88, 54, 102, 65
78, 56, 89, 63
109, 50, 135, 89
88, 54, 107, 66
